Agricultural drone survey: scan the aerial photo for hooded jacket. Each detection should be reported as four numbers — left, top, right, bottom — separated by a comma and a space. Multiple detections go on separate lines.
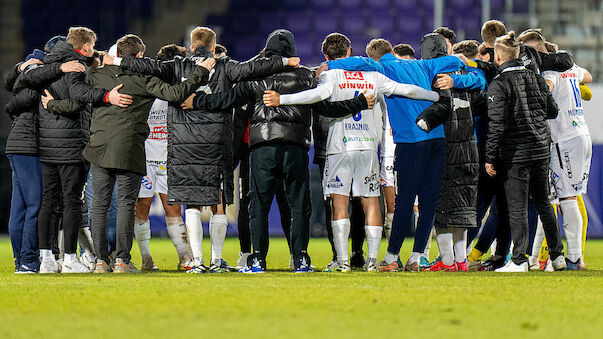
17, 41, 108, 163
486, 59, 559, 164
416, 33, 486, 228
191, 30, 369, 150
115, 40, 288, 206
3, 63, 39, 155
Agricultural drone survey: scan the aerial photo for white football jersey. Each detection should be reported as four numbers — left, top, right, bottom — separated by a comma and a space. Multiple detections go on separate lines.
145, 99, 168, 162
543, 65, 589, 143
380, 94, 395, 158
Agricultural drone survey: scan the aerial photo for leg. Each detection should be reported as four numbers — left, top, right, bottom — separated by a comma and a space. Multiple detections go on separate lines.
361, 196, 382, 262
18, 156, 43, 268
383, 186, 395, 241
282, 145, 312, 269
90, 164, 116, 264
331, 194, 350, 263
502, 163, 530, 265
7, 155, 27, 270
58, 164, 87, 257
350, 197, 366, 254
275, 181, 292, 250
249, 145, 279, 267
237, 142, 252, 254
209, 193, 228, 266
317, 159, 335, 260
38, 163, 60, 253
529, 160, 563, 261
160, 194, 190, 267
114, 170, 142, 264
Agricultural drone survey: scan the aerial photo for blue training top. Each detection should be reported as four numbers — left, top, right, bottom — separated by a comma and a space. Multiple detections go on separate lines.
327, 53, 474, 143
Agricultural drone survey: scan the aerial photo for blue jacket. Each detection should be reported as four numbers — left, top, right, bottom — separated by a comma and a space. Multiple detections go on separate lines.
328, 53, 477, 143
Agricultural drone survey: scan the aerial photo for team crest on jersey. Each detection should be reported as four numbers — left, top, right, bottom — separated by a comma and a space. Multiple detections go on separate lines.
344, 71, 364, 81
326, 176, 344, 189
141, 176, 153, 190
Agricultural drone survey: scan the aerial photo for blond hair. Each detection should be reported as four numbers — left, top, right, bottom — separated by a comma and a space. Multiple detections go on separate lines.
481, 20, 507, 46
365, 39, 393, 61
67, 27, 97, 50
190, 27, 216, 49
494, 31, 520, 61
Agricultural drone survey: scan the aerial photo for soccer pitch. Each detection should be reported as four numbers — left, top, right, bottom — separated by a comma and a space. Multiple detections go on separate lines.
1, 237, 601, 338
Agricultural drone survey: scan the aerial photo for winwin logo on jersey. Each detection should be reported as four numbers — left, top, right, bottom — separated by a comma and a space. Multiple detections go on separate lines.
326, 176, 344, 189
141, 176, 153, 190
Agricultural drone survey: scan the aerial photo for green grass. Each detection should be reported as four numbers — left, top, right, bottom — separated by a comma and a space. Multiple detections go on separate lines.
1, 236, 602, 339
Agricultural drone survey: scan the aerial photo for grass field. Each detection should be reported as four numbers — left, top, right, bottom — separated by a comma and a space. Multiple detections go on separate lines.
1, 236, 602, 339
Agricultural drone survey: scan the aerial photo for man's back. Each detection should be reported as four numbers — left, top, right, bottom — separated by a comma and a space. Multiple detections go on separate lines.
486, 59, 557, 164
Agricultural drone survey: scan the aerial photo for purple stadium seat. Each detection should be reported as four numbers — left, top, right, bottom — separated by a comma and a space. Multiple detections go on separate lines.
287, 13, 314, 34
393, 0, 419, 11
369, 14, 395, 36
311, 0, 336, 10
367, 0, 390, 11
315, 13, 340, 35
284, 0, 309, 10
338, 0, 363, 10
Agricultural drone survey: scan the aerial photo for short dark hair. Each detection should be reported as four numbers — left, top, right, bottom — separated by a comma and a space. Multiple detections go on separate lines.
365, 39, 393, 60
116, 34, 146, 58
433, 27, 457, 44
478, 42, 489, 56
214, 43, 227, 56
321, 33, 351, 60
156, 44, 186, 61
518, 29, 547, 51
393, 43, 415, 58
481, 20, 507, 46
453, 40, 479, 60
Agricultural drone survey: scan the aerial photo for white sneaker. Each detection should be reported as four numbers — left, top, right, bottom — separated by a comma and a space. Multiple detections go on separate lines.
494, 260, 528, 273
528, 256, 540, 270
364, 258, 378, 272
81, 251, 96, 270
551, 255, 567, 271
322, 260, 351, 272
544, 259, 554, 272
236, 252, 251, 270
61, 260, 92, 273
39, 259, 59, 274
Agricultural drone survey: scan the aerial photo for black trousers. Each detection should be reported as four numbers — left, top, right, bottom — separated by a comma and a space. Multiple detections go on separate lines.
37, 162, 87, 254
316, 158, 365, 261
236, 141, 292, 254
90, 164, 141, 264
249, 144, 311, 269
501, 159, 563, 264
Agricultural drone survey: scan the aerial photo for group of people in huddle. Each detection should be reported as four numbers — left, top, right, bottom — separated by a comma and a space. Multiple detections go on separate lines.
4, 18, 592, 275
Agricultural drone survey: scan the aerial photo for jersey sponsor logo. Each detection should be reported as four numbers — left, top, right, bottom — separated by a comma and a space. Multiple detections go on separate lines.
338, 82, 374, 90
488, 95, 495, 102
148, 126, 168, 140
364, 172, 379, 192
141, 176, 153, 190
563, 151, 573, 178
343, 136, 376, 143
560, 72, 577, 79
326, 175, 344, 189
568, 108, 584, 117
344, 71, 364, 80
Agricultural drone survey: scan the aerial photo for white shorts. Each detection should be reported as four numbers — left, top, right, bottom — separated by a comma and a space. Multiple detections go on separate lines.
550, 135, 592, 199
323, 150, 380, 198
138, 160, 168, 198
380, 155, 395, 187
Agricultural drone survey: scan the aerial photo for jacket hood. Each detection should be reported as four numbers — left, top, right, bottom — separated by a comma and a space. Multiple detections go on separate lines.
420, 33, 448, 60
43, 41, 91, 64
264, 29, 297, 58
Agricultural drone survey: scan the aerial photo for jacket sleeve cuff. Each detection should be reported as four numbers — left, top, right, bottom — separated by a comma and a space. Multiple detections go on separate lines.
103, 91, 110, 103
358, 93, 369, 109
114, 57, 123, 66
282, 57, 288, 66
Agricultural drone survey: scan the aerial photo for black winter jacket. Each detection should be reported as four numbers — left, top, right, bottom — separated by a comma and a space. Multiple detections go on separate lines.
416, 33, 486, 228
3, 63, 39, 155
18, 41, 105, 163
192, 65, 369, 149
118, 47, 287, 206
485, 59, 559, 164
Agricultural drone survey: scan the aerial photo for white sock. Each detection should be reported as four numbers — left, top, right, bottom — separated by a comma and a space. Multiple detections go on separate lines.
134, 218, 152, 258
384, 252, 398, 264
453, 228, 467, 263
435, 231, 454, 266
531, 217, 545, 258
560, 199, 582, 262
384, 213, 394, 241
185, 208, 203, 261
364, 225, 382, 259
78, 227, 94, 254
409, 252, 422, 263
58, 229, 64, 259
423, 228, 434, 258
166, 217, 190, 262
41, 249, 54, 262
332, 219, 350, 262
64, 253, 77, 265
210, 214, 228, 263
490, 239, 497, 256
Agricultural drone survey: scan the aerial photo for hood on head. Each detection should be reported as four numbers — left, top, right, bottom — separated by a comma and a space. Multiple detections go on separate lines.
26, 49, 46, 61
45, 35, 67, 53
420, 33, 448, 60
264, 29, 296, 58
